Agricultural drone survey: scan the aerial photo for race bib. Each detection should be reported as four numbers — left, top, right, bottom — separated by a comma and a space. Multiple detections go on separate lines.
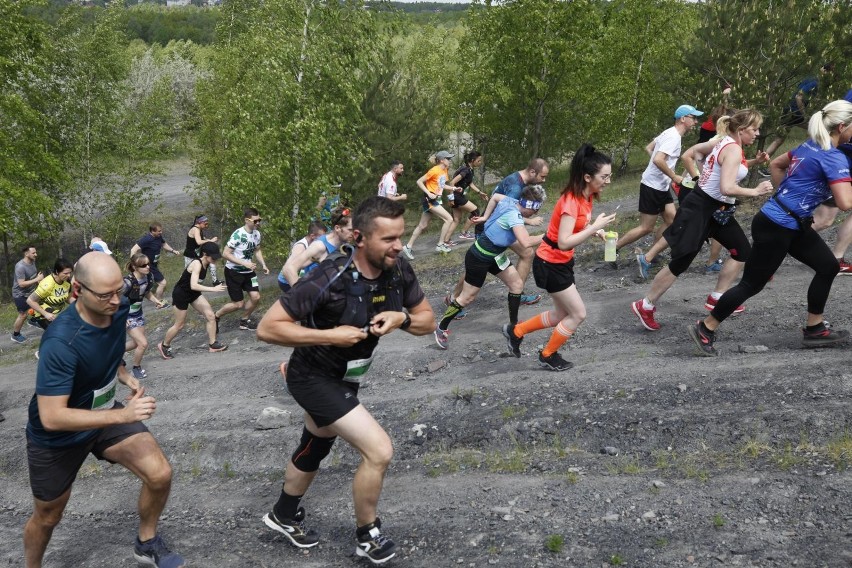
343, 355, 375, 384
129, 301, 142, 314
91, 378, 117, 411
494, 252, 511, 271
153, 253, 161, 264
251, 276, 259, 288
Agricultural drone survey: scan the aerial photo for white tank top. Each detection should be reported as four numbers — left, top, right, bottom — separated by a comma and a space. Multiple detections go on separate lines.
698, 136, 748, 205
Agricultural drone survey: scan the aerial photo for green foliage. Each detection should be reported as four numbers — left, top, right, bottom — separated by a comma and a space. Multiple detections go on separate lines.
123, 4, 220, 45
544, 534, 564, 553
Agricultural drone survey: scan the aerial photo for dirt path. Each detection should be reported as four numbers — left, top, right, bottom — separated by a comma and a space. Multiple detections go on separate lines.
1, 189, 850, 566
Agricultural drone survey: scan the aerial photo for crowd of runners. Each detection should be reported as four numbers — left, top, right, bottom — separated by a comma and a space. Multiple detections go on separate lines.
7, 89, 852, 567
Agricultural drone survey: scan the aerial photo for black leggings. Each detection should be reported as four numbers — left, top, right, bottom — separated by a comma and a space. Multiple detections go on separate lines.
711, 211, 839, 323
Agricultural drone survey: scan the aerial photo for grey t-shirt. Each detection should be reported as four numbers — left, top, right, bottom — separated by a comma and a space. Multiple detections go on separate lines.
13, 260, 38, 298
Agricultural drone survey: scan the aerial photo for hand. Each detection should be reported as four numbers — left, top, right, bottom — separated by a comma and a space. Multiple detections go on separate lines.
754, 180, 774, 196
364, 311, 404, 337
173, 250, 180, 256
755, 151, 770, 164
211, 237, 219, 243
44, 312, 56, 322
591, 212, 617, 231
245, 261, 257, 271
399, 193, 407, 200
214, 284, 227, 292
36, 271, 45, 282
262, 266, 270, 275
470, 216, 485, 224
595, 229, 606, 241
328, 325, 369, 347
675, 175, 685, 186
124, 387, 157, 422
122, 375, 140, 392
526, 216, 544, 227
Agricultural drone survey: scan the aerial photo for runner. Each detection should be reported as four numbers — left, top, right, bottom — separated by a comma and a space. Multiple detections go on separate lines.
434, 184, 545, 350
26, 259, 74, 331
688, 100, 852, 356
281, 211, 352, 291
503, 145, 616, 371
214, 208, 270, 331
183, 214, 222, 285
402, 151, 460, 257
278, 221, 327, 293
11, 246, 44, 344
615, 104, 703, 257
23, 252, 184, 568
158, 243, 228, 358
123, 253, 167, 379
473, 158, 551, 305
377, 161, 407, 202
630, 110, 774, 331
88, 237, 113, 255
448, 151, 488, 240
131, 223, 182, 305
257, 196, 434, 565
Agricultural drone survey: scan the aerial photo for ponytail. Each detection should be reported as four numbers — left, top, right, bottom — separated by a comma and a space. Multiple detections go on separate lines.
809, 100, 852, 150
714, 115, 731, 139
563, 143, 611, 198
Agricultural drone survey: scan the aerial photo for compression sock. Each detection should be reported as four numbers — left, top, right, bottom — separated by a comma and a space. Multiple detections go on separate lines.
541, 322, 575, 357
273, 488, 304, 521
507, 293, 522, 325
439, 301, 465, 330
513, 311, 555, 338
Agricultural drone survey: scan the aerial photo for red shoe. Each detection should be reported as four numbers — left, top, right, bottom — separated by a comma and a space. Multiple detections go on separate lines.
838, 258, 852, 274
704, 294, 745, 315
631, 299, 660, 331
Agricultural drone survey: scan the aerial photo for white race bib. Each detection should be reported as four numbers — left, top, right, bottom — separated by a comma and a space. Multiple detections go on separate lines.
494, 252, 511, 271
91, 378, 117, 411
343, 355, 375, 384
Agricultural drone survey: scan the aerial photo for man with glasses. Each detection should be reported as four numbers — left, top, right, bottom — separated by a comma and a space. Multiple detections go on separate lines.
214, 207, 270, 331
131, 222, 181, 306
614, 104, 703, 260
24, 251, 185, 568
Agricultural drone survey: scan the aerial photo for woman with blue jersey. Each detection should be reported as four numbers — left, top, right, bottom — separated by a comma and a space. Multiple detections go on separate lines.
434, 184, 546, 349
689, 100, 852, 356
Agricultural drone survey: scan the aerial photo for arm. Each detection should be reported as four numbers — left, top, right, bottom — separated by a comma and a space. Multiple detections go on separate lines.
416, 175, 436, 199
162, 240, 180, 256
27, 290, 54, 320
473, 193, 506, 223
682, 140, 718, 179
254, 246, 270, 274
645, 139, 656, 155
831, 181, 852, 211
652, 151, 683, 185
256, 299, 368, 348
144, 288, 165, 308
366, 297, 436, 337
189, 260, 223, 293
130, 243, 141, 256
222, 245, 256, 272
37, 384, 155, 432
18, 271, 44, 289
718, 145, 774, 198
770, 153, 791, 189
556, 212, 617, 251
191, 227, 217, 246
467, 182, 487, 199
282, 240, 324, 284
511, 224, 544, 249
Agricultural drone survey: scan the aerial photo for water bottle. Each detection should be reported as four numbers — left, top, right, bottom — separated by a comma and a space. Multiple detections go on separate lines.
604, 231, 618, 262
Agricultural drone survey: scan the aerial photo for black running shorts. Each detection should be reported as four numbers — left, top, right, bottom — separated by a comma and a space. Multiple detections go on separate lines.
638, 183, 674, 215
451, 190, 469, 208
27, 414, 148, 502
224, 267, 259, 301
464, 247, 507, 288
532, 256, 576, 294
286, 372, 361, 428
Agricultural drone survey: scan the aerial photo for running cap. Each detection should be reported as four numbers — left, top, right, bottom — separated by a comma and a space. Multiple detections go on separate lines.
844, 89, 852, 103
674, 104, 704, 119
435, 150, 454, 159
200, 242, 222, 260
89, 238, 112, 256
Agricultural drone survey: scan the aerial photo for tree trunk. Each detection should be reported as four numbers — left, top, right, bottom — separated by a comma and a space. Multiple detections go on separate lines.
619, 17, 650, 175
289, 0, 312, 239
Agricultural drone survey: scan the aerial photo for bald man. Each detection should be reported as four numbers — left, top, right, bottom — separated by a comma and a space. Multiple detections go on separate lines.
23, 252, 185, 568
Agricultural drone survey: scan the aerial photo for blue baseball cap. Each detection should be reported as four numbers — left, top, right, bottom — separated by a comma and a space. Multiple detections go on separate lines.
674, 104, 704, 119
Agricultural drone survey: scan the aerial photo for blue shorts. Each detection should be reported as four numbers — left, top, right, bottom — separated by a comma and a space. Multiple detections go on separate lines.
14, 296, 29, 313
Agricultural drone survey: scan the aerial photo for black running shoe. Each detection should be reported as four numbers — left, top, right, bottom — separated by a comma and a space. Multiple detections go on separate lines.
502, 323, 522, 358
355, 518, 397, 565
802, 323, 850, 348
262, 507, 319, 548
537, 350, 573, 371
239, 318, 257, 331
687, 320, 718, 357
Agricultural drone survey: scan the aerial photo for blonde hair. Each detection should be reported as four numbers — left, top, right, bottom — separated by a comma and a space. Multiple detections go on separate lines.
809, 100, 852, 150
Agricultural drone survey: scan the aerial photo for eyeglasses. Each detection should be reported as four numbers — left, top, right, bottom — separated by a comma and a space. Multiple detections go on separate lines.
332, 208, 351, 227
78, 281, 125, 301
136, 263, 150, 268
598, 173, 613, 182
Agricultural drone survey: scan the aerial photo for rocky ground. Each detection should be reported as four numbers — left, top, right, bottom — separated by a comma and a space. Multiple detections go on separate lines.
1, 187, 851, 567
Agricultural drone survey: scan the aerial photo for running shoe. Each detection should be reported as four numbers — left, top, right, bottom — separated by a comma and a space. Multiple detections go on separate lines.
502, 323, 522, 358
239, 318, 257, 330
704, 259, 723, 274
802, 323, 850, 348
355, 518, 397, 565
133, 534, 185, 568
444, 240, 459, 247
434, 328, 449, 349
402, 245, 414, 260
520, 293, 541, 305
157, 343, 174, 360
262, 508, 320, 548
27, 318, 43, 330
10, 333, 27, 344
458, 231, 475, 240
209, 341, 228, 353
537, 350, 573, 371
687, 320, 718, 357
631, 299, 660, 331
34, 350, 39, 360
636, 253, 651, 280
435, 243, 451, 254
157, 302, 171, 310
132, 366, 148, 380
838, 258, 852, 274
703, 294, 745, 314
455, 308, 468, 320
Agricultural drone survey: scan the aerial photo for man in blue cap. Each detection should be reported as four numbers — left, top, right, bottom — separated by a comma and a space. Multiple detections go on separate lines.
613, 104, 703, 259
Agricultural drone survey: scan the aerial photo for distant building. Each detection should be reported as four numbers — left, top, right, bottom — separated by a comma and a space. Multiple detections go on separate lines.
166, 0, 191, 6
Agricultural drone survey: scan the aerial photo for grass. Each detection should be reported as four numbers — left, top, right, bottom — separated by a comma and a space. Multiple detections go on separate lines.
500, 405, 527, 420
545, 534, 564, 553
609, 553, 625, 565
712, 513, 726, 528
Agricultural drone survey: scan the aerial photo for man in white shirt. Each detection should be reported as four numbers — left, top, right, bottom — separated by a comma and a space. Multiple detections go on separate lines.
616, 104, 703, 255
377, 161, 407, 202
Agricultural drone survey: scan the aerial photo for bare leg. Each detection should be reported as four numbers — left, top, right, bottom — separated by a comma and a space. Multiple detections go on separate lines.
645, 266, 679, 305
127, 326, 148, 367
509, 241, 534, 283
24, 489, 72, 568
162, 307, 188, 346
831, 214, 852, 259
191, 296, 218, 344
242, 291, 260, 320
710, 258, 744, 295
405, 212, 431, 249
616, 213, 658, 250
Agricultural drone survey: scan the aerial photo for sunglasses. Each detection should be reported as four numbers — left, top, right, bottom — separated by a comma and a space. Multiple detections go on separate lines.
136, 263, 150, 268
247, 217, 263, 223
332, 208, 351, 226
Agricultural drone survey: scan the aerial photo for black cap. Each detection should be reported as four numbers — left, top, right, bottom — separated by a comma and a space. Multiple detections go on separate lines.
200, 242, 222, 260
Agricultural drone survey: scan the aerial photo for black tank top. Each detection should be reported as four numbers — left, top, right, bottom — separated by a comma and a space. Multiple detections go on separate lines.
183, 227, 201, 258
175, 260, 208, 294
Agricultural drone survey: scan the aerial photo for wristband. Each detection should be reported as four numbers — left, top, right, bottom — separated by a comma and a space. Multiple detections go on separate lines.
400, 312, 412, 330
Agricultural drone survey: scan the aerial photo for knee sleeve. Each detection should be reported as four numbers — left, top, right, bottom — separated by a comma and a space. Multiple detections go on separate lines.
291, 427, 337, 473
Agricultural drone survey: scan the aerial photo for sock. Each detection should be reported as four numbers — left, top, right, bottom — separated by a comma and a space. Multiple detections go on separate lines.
805, 322, 825, 332
439, 301, 464, 330
13, 332, 21, 337
710, 291, 722, 300
514, 311, 555, 338
541, 322, 575, 357
698, 321, 715, 336
507, 293, 522, 325
642, 298, 654, 310
273, 488, 303, 521
133, 365, 142, 370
